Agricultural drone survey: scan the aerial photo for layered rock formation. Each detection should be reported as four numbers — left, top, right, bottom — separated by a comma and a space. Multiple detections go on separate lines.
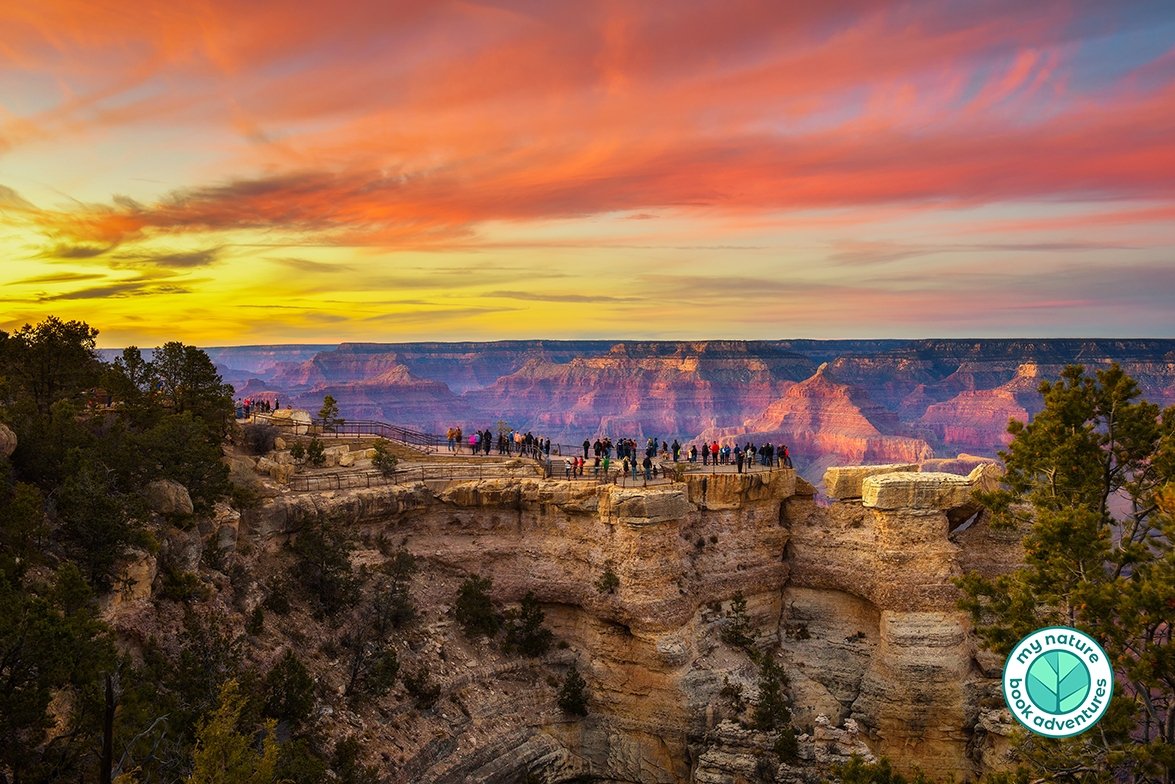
464, 342, 814, 443
701, 364, 933, 481
208, 455, 1014, 782
204, 340, 1175, 472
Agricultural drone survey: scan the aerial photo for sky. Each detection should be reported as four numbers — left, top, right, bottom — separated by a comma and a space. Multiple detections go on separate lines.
1, 0, 1174, 346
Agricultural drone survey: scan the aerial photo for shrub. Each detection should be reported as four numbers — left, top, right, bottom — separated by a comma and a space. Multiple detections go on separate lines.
753, 657, 792, 731
246, 606, 265, 635
558, 664, 589, 716
372, 438, 398, 477
306, 437, 326, 467
263, 578, 292, 615
241, 423, 280, 455
374, 549, 417, 631
289, 441, 306, 461
595, 563, 620, 594
263, 650, 316, 726
502, 591, 553, 657
287, 518, 357, 618
366, 649, 400, 696
720, 591, 755, 650
454, 575, 500, 639
402, 668, 441, 708
774, 727, 799, 764
159, 560, 211, 602
333, 736, 383, 784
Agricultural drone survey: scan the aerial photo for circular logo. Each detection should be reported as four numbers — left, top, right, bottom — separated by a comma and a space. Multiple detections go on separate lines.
1002, 626, 1113, 738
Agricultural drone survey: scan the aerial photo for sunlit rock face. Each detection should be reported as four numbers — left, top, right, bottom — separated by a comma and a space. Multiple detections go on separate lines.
224, 462, 1014, 782
463, 341, 815, 443
699, 363, 934, 484
209, 339, 1175, 460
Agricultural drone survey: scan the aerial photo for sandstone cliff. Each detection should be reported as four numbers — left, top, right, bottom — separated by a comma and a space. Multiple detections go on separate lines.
104, 439, 1021, 783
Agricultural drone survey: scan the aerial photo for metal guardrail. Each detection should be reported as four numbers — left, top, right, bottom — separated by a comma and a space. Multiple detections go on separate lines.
286, 462, 543, 492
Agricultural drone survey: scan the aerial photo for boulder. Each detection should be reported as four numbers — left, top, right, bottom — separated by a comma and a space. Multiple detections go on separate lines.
823, 463, 919, 500
268, 408, 312, 434
144, 479, 194, 516
338, 452, 356, 467
861, 471, 972, 511
273, 436, 286, 451
323, 445, 350, 466
103, 548, 157, 611
603, 485, 693, 526
0, 423, 16, 458
224, 454, 257, 477
967, 462, 1004, 494
255, 457, 293, 484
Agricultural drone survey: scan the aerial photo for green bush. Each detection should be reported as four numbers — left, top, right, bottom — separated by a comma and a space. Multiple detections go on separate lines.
366, 649, 400, 696
773, 726, 799, 764
372, 438, 398, 477
720, 591, 755, 650
307, 436, 326, 467
595, 563, 620, 594
557, 665, 588, 716
454, 575, 500, 639
263, 650, 316, 726
242, 423, 280, 455
753, 657, 792, 731
502, 591, 553, 657
287, 518, 357, 618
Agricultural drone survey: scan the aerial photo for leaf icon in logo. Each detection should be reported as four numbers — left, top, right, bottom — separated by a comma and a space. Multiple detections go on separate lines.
1027, 651, 1091, 714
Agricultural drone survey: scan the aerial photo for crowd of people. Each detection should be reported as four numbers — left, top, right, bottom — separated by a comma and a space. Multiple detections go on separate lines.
236, 396, 279, 418
444, 426, 553, 458
445, 427, 795, 477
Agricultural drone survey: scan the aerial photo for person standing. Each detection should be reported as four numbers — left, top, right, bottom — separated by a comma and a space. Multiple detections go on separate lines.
583, 439, 590, 459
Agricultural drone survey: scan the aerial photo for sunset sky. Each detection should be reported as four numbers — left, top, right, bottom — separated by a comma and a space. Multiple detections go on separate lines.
2, 0, 1173, 346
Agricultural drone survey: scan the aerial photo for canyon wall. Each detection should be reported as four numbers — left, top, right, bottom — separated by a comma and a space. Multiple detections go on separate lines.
222, 461, 1016, 782
210, 339, 1175, 485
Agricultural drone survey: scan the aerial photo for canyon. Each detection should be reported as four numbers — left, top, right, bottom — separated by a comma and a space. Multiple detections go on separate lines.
198, 339, 1175, 484
104, 424, 1022, 783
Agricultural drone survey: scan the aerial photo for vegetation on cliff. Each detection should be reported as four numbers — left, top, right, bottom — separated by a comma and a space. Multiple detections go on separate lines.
0, 318, 392, 783
960, 363, 1175, 783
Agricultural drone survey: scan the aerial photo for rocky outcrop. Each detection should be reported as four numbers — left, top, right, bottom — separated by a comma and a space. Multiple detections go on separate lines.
228, 459, 1013, 782
0, 422, 16, 457
823, 463, 919, 500
143, 479, 194, 516
782, 468, 1016, 779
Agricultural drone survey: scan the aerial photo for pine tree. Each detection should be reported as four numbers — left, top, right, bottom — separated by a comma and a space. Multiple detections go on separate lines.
454, 575, 500, 639
503, 591, 553, 657
959, 363, 1175, 783
558, 665, 589, 716
187, 680, 278, 784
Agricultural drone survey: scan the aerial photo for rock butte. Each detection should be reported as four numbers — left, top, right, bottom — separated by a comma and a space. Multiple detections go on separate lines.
158, 438, 1020, 783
